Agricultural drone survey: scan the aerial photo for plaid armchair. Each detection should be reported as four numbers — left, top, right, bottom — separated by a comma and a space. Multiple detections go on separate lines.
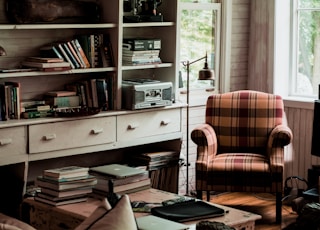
191, 90, 293, 223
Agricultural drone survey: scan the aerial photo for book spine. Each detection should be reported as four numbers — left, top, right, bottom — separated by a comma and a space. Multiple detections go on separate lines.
70, 40, 87, 68
95, 79, 108, 111
67, 41, 85, 68
63, 43, 81, 69
90, 79, 99, 108
73, 38, 91, 68
57, 44, 76, 69
123, 38, 161, 51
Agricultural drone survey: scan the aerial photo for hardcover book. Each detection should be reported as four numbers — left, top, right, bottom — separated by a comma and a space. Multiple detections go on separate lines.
45, 95, 80, 108
43, 166, 89, 179
72, 38, 91, 68
40, 186, 93, 198
34, 195, 88, 206
22, 61, 71, 68
36, 175, 97, 191
26, 57, 64, 63
45, 91, 77, 97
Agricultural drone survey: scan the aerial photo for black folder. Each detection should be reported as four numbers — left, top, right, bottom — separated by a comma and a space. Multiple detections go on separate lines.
151, 200, 225, 222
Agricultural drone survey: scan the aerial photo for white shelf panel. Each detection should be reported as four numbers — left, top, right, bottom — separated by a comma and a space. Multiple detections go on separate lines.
0, 23, 117, 30
123, 22, 174, 28
0, 67, 116, 78
122, 63, 173, 70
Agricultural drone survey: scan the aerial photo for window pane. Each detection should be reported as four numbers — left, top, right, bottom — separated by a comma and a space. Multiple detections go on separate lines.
299, 0, 320, 8
180, 8, 216, 89
295, 10, 320, 95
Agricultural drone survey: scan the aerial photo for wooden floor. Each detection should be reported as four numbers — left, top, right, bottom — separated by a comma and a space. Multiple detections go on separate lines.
207, 192, 298, 230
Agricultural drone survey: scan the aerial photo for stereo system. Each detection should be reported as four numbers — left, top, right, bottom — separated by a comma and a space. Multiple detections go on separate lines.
122, 79, 172, 110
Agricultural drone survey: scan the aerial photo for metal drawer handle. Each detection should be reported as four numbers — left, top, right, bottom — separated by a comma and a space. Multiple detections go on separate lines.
43, 134, 56, 141
0, 138, 12, 146
92, 128, 104, 134
128, 123, 139, 130
161, 119, 171, 125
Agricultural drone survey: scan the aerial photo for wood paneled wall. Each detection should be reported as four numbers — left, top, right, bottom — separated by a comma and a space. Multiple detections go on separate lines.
230, 0, 250, 91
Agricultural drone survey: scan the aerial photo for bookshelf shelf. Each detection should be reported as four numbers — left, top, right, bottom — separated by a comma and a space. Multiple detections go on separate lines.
0, 67, 117, 79
0, 23, 117, 30
122, 63, 173, 71
123, 22, 175, 28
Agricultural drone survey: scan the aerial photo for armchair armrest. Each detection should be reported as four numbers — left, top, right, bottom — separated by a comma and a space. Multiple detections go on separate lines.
191, 124, 218, 168
267, 124, 293, 173
268, 124, 293, 148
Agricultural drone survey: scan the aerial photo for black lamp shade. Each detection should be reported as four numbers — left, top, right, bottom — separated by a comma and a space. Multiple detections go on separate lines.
198, 62, 214, 80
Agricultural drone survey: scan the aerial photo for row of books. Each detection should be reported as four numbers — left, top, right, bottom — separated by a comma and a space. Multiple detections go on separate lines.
63, 76, 115, 110
0, 73, 116, 120
34, 166, 97, 206
122, 38, 161, 65
22, 34, 113, 70
0, 82, 21, 121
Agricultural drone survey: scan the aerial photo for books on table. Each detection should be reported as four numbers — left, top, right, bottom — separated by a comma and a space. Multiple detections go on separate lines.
36, 175, 97, 191
43, 166, 89, 179
90, 164, 150, 195
35, 166, 96, 206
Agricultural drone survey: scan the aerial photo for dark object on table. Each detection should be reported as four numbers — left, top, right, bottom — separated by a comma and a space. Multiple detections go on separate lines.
196, 221, 235, 230
151, 200, 225, 222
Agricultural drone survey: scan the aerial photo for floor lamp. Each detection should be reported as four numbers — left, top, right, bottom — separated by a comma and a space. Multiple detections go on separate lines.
182, 53, 214, 195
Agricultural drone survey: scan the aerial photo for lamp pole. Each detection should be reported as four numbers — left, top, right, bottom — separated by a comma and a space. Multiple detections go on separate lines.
182, 55, 211, 195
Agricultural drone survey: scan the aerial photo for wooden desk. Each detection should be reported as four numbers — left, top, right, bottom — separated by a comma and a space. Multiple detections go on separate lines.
22, 189, 261, 230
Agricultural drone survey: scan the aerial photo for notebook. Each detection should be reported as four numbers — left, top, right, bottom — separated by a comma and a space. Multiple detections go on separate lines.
151, 200, 225, 222
89, 164, 146, 178
136, 215, 189, 230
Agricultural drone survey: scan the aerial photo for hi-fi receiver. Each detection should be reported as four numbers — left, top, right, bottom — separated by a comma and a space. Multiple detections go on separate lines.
122, 78, 172, 110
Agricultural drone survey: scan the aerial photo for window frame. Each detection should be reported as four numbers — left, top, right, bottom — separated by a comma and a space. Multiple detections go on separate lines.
177, 2, 221, 94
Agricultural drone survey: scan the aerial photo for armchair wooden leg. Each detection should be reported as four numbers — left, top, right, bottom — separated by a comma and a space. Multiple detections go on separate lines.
276, 192, 282, 224
206, 191, 210, 201
197, 190, 202, 200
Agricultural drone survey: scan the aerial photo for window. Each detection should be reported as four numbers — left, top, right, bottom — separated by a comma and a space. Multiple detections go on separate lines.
291, 0, 320, 98
178, 1, 221, 91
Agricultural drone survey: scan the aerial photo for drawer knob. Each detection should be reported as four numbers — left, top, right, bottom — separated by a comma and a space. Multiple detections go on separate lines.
128, 123, 139, 130
91, 128, 104, 134
0, 138, 12, 146
161, 119, 171, 125
43, 134, 57, 141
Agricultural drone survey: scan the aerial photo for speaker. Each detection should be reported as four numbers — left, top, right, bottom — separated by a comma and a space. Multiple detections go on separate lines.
311, 100, 320, 157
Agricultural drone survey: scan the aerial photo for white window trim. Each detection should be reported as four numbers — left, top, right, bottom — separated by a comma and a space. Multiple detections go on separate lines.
176, 0, 232, 106
274, 0, 315, 107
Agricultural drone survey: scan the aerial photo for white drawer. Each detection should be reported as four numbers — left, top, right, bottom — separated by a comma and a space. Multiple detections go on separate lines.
117, 109, 181, 140
29, 117, 116, 154
0, 126, 27, 158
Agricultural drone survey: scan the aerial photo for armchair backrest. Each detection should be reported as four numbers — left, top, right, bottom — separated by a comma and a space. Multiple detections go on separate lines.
205, 90, 284, 155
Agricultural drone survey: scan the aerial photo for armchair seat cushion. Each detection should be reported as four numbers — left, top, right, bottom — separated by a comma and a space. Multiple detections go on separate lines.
203, 153, 273, 189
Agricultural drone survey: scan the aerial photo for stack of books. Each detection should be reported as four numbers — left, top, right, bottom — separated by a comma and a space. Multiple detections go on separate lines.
44, 90, 80, 109
34, 166, 97, 206
129, 151, 180, 171
89, 164, 151, 197
122, 38, 161, 65
22, 57, 72, 72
